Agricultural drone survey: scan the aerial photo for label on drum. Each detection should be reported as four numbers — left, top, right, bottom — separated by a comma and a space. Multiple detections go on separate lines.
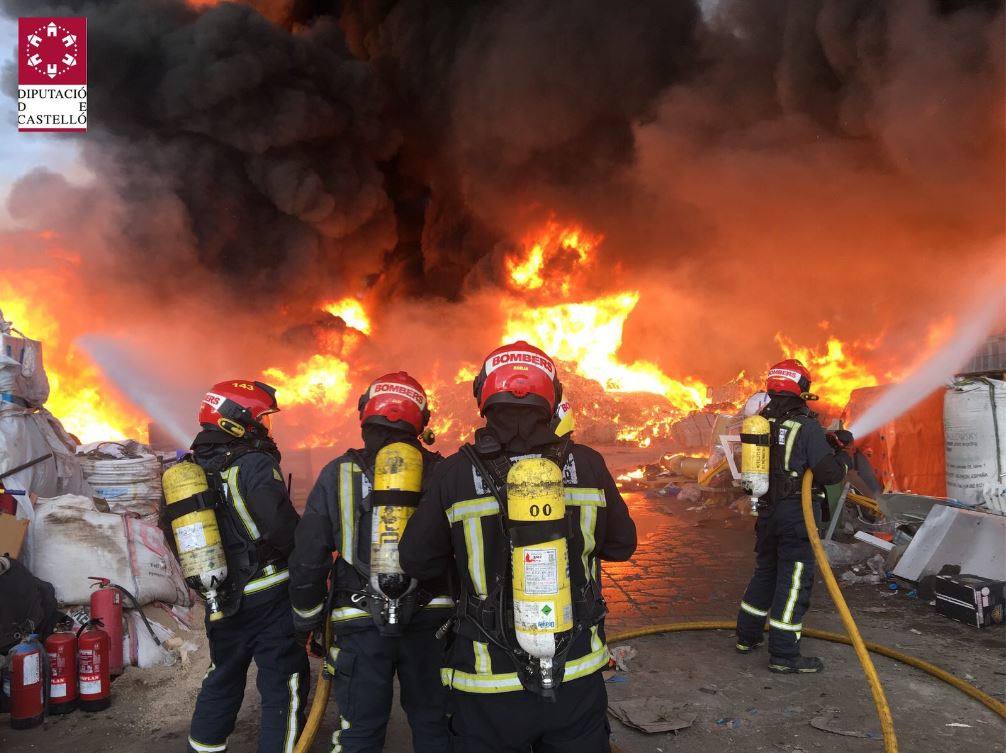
175, 522, 207, 552
80, 677, 102, 695
51, 681, 67, 698
523, 549, 558, 596
23, 652, 40, 686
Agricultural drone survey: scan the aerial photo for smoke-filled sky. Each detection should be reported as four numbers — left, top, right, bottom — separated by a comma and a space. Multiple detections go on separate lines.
1, 0, 1003, 447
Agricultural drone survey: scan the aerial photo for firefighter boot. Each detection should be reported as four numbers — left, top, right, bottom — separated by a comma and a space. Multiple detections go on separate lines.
735, 639, 764, 654
768, 655, 824, 674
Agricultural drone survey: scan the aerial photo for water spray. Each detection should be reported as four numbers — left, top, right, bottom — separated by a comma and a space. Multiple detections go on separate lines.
847, 294, 1004, 439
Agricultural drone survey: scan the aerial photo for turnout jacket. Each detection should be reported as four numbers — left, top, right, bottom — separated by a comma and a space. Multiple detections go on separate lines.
190, 431, 300, 613
399, 441, 637, 694
288, 445, 452, 635
761, 397, 851, 506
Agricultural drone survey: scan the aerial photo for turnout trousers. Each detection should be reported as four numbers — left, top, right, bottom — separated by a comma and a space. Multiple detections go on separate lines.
188, 594, 309, 753
736, 500, 815, 659
329, 622, 449, 753
448, 670, 611, 753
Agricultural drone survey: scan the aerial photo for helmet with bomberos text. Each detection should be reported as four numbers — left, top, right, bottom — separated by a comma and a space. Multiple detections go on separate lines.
765, 359, 815, 400
472, 340, 563, 416
198, 380, 279, 438
358, 372, 430, 435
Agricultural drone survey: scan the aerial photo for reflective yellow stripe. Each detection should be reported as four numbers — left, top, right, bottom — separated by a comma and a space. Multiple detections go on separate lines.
332, 715, 351, 753
564, 488, 606, 506
740, 601, 769, 618
244, 567, 289, 594
463, 517, 487, 596
446, 497, 499, 523
339, 462, 357, 565
427, 596, 454, 608
578, 504, 597, 581
283, 672, 300, 753
563, 630, 609, 681
782, 420, 802, 472
782, 561, 804, 624
222, 467, 260, 540
442, 636, 610, 693
440, 666, 523, 693
473, 642, 492, 674
330, 606, 369, 623
293, 602, 324, 619
188, 738, 227, 753
769, 618, 803, 632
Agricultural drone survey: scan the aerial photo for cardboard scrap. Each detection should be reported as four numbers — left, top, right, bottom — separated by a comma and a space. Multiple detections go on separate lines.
608, 698, 696, 734
0, 514, 29, 558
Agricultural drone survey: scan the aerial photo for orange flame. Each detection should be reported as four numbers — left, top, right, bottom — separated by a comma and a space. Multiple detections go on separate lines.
324, 297, 372, 334
776, 334, 881, 411
1, 287, 147, 443
263, 354, 352, 411
506, 221, 601, 296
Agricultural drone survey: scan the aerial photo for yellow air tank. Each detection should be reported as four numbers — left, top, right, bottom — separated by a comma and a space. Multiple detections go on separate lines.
507, 458, 573, 692
163, 461, 228, 621
370, 442, 422, 623
740, 415, 771, 516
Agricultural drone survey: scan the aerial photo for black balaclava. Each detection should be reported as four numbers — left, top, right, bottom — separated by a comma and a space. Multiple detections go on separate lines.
362, 423, 418, 458
763, 392, 814, 420
478, 404, 557, 454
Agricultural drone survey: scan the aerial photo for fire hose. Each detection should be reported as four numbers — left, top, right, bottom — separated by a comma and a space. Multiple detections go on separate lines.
292, 469, 1004, 752
609, 469, 1006, 752
293, 567, 338, 753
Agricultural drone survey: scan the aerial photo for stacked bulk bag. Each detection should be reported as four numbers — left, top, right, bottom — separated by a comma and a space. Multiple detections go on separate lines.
945, 377, 1006, 514
78, 441, 163, 521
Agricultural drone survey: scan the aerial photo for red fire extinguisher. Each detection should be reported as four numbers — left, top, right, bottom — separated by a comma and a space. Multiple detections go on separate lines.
45, 625, 78, 715
7, 632, 45, 729
77, 619, 111, 712
89, 577, 124, 676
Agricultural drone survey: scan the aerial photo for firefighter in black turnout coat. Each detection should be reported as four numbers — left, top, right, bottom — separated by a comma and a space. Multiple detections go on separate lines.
289, 372, 452, 753
400, 342, 637, 753
185, 380, 308, 753
735, 360, 853, 673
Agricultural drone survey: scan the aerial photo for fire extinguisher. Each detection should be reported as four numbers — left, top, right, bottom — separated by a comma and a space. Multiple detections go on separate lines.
89, 577, 124, 676
77, 619, 111, 712
45, 624, 78, 715
7, 631, 46, 729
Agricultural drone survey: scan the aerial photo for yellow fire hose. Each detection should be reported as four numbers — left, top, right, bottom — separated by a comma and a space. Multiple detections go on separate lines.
295, 471, 1004, 753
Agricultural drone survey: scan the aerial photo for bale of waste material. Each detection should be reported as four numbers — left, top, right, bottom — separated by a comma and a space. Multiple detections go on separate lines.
24, 494, 191, 607
944, 378, 1006, 513
0, 330, 49, 408
0, 409, 91, 503
78, 441, 163, 520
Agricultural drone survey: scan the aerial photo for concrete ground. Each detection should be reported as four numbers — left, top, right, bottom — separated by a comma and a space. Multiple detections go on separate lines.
3, 447, 1004, 752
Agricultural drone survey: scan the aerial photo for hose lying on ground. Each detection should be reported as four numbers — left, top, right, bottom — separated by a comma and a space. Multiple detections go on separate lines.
609, 467, 1005, 750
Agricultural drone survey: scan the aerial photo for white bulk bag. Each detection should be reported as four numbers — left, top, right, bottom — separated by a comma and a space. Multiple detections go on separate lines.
945, 378, 1006, 514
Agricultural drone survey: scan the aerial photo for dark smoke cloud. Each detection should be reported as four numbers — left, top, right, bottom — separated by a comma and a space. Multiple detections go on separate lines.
1, 0, 1002, 401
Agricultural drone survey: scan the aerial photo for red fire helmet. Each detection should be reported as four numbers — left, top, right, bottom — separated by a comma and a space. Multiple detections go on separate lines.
473, 341, 562, 416
766, 359, 813, 398
358, 372, 430, 434
198, 380, 279, 438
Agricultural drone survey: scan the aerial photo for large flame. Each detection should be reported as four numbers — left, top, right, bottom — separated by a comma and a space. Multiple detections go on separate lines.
1, 286, 147, 443
324, 297, 371, 335
776, 333, 881, 412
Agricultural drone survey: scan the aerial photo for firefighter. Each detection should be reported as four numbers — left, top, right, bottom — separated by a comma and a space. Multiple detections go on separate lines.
735, 360, 854, 674
185, 380, 308, 753
288, 372, 452, 753
399, 341, 637, 753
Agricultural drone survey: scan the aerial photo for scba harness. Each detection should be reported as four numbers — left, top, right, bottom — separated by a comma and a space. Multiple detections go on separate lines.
452, 439, 607, 699
760, 402, 815, 511
165, 444, 280, 619
336, 449, 435, 636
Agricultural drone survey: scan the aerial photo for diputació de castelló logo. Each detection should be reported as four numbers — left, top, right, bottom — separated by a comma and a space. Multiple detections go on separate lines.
18, 17, 88, 132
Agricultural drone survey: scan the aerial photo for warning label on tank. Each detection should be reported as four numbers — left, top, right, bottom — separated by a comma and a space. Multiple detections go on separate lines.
514, 600, 557, 632
51, 681, 67, 698
80, 677, 101, 694
23, 652, 40, 685
175, 522, 206, 552
523, 549, 558, 595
